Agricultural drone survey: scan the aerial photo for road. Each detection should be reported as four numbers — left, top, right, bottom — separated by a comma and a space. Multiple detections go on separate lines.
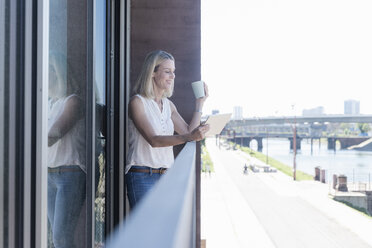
201, 138, 372, 248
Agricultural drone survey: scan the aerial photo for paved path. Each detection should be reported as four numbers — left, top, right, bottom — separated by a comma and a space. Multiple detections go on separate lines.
201, 138, 372, 248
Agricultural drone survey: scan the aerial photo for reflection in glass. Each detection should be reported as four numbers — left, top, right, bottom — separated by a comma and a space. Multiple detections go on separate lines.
94, 0, 106, 246
95, 103, 106, 248
47, 52, 86, 248
0, 1, 5, 246
48, 0, 87, 247
0, 1, 8, 246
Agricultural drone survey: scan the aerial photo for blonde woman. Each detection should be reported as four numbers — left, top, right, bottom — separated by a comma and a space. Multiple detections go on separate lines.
47, 52, 86, 248
126, 50, 209, 208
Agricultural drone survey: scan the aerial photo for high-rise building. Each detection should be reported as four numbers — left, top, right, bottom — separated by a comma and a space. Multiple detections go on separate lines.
212, 109, 220, 115
344, 99, 360, 115
233, 106, 243, 120
302, 106, 324, 116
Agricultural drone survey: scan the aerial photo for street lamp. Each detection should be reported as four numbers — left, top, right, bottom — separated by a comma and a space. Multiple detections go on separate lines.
292, 104, 297, 181
266, 126, 269, 164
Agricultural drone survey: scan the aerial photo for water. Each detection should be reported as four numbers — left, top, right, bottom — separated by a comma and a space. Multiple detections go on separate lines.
254, 138, 372, 183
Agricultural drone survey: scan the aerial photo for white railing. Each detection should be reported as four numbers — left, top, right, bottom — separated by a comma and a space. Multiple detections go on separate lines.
107, 142, 197, 248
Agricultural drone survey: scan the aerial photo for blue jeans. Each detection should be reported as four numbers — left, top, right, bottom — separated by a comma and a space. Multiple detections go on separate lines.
125, 166, 163, 209
48, 166, 86, 248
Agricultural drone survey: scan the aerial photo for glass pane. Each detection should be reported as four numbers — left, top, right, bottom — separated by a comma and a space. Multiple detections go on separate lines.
0, 0, 9, 246
94, 0, 106, 247
48, 0, 88, 247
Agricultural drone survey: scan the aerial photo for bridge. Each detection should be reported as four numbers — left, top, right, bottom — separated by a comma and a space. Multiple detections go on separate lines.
227, 114, 372, 127
221, 114, 372, 151
223, 133, 371, 151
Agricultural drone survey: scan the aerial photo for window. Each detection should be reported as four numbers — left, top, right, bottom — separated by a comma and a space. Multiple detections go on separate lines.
0, 1, 9, 246
47, 1, 89, 246
94, 0, 107, 245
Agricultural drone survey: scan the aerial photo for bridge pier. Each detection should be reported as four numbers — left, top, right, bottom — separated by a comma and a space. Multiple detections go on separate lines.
310, 138, 321, 154
328, 138, 336, 151
242, 137, 251, 147
232, 137, 263, 151
288, 137, 302, 150
327, 137, 371, 151
257, 138, 263, 152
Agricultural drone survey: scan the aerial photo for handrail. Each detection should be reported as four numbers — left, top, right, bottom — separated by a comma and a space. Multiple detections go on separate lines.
107, 142, 197, 248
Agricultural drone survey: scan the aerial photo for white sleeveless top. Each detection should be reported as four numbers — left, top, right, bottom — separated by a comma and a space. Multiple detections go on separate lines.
48, 94, 86, 172
126, 95, 175, 173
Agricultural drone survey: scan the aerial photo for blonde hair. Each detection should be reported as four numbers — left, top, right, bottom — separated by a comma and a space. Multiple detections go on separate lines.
49, 51, 82, 99
133, 50, 175, 99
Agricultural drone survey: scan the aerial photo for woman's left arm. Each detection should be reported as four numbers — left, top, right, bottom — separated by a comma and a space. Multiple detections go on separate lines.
171, 82, 208, 134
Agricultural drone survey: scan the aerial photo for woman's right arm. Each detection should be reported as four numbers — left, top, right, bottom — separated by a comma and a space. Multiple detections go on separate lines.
48, 96, 84, 146
129, 96, 209, 147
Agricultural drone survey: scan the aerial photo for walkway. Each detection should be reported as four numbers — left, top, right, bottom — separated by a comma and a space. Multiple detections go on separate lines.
201, 138, 372, 248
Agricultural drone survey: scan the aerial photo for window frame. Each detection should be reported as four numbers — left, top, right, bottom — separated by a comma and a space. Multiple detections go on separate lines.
0, 0, 5, 246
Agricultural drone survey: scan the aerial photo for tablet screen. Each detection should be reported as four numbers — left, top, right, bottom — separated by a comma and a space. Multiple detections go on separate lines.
204, 113, 232, 137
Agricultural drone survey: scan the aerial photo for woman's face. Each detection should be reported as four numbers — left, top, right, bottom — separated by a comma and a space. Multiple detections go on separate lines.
152, 59, 176, 92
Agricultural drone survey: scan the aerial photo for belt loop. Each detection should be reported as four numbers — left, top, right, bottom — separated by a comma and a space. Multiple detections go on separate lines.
150, 167, 152, 176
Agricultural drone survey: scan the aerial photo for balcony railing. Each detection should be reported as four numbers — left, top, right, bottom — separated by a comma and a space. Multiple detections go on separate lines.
107, 142, 197, 248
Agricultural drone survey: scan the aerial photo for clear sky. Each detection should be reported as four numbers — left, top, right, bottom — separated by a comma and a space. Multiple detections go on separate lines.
201, 0, 372, 117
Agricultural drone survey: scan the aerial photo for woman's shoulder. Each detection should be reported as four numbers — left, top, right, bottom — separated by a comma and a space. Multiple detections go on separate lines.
129, 94, 148, 111
130, 94, 144, 104
165, 98, 176, 111
63, 94, 84, 111
64, 94, 83, 105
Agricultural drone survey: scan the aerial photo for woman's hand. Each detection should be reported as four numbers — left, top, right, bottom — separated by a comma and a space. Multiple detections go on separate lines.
189, 124, 210, 141
195, 82, 209, 107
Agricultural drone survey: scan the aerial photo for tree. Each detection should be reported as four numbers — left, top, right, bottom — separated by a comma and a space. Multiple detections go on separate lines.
340, 123, 351, 135
358, 123, 371, 135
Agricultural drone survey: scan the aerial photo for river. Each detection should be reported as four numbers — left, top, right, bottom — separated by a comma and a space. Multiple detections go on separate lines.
253, 138, 372, 183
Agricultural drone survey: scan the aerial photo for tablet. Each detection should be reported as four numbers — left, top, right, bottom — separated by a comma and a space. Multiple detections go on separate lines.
204, 113, 232, 137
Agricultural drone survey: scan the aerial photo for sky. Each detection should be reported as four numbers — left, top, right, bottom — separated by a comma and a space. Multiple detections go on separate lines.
201, 0, 372, 117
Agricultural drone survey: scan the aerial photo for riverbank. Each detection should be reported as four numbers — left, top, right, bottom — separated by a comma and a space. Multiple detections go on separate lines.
231, 142, 314, 180
201, 138, 372, 248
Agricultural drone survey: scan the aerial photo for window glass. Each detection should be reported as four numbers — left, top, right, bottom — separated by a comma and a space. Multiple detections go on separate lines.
0, 0, 9, 246
94, 0, 106, 246
48, 0, 88, 247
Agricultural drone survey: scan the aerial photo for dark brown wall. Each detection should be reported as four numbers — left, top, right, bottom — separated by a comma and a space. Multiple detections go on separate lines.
130, 3, 202, 246
67, 0, 87, 89
130, 0, 201, 124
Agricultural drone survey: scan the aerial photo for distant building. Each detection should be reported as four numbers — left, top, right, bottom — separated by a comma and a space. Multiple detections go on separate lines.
233, 106, 243, 120
302, 106, 324, 116
344, 100, 360, 115
212, 109, 220, 115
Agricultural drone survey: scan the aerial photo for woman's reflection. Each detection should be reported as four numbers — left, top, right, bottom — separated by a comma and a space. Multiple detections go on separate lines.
47, 52, 86, 248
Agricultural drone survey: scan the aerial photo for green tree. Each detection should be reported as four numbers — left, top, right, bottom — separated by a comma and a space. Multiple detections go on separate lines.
340, 123, 351, 135
358, 123, 371, 134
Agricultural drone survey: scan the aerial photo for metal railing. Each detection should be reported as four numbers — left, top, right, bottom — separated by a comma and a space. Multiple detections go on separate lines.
107, 142, 197, 248
330, 172, 372, 192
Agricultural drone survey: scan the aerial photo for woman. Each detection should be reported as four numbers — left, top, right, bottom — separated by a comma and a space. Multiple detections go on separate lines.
47, 52, 86, 248
126, 50, 209, 208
